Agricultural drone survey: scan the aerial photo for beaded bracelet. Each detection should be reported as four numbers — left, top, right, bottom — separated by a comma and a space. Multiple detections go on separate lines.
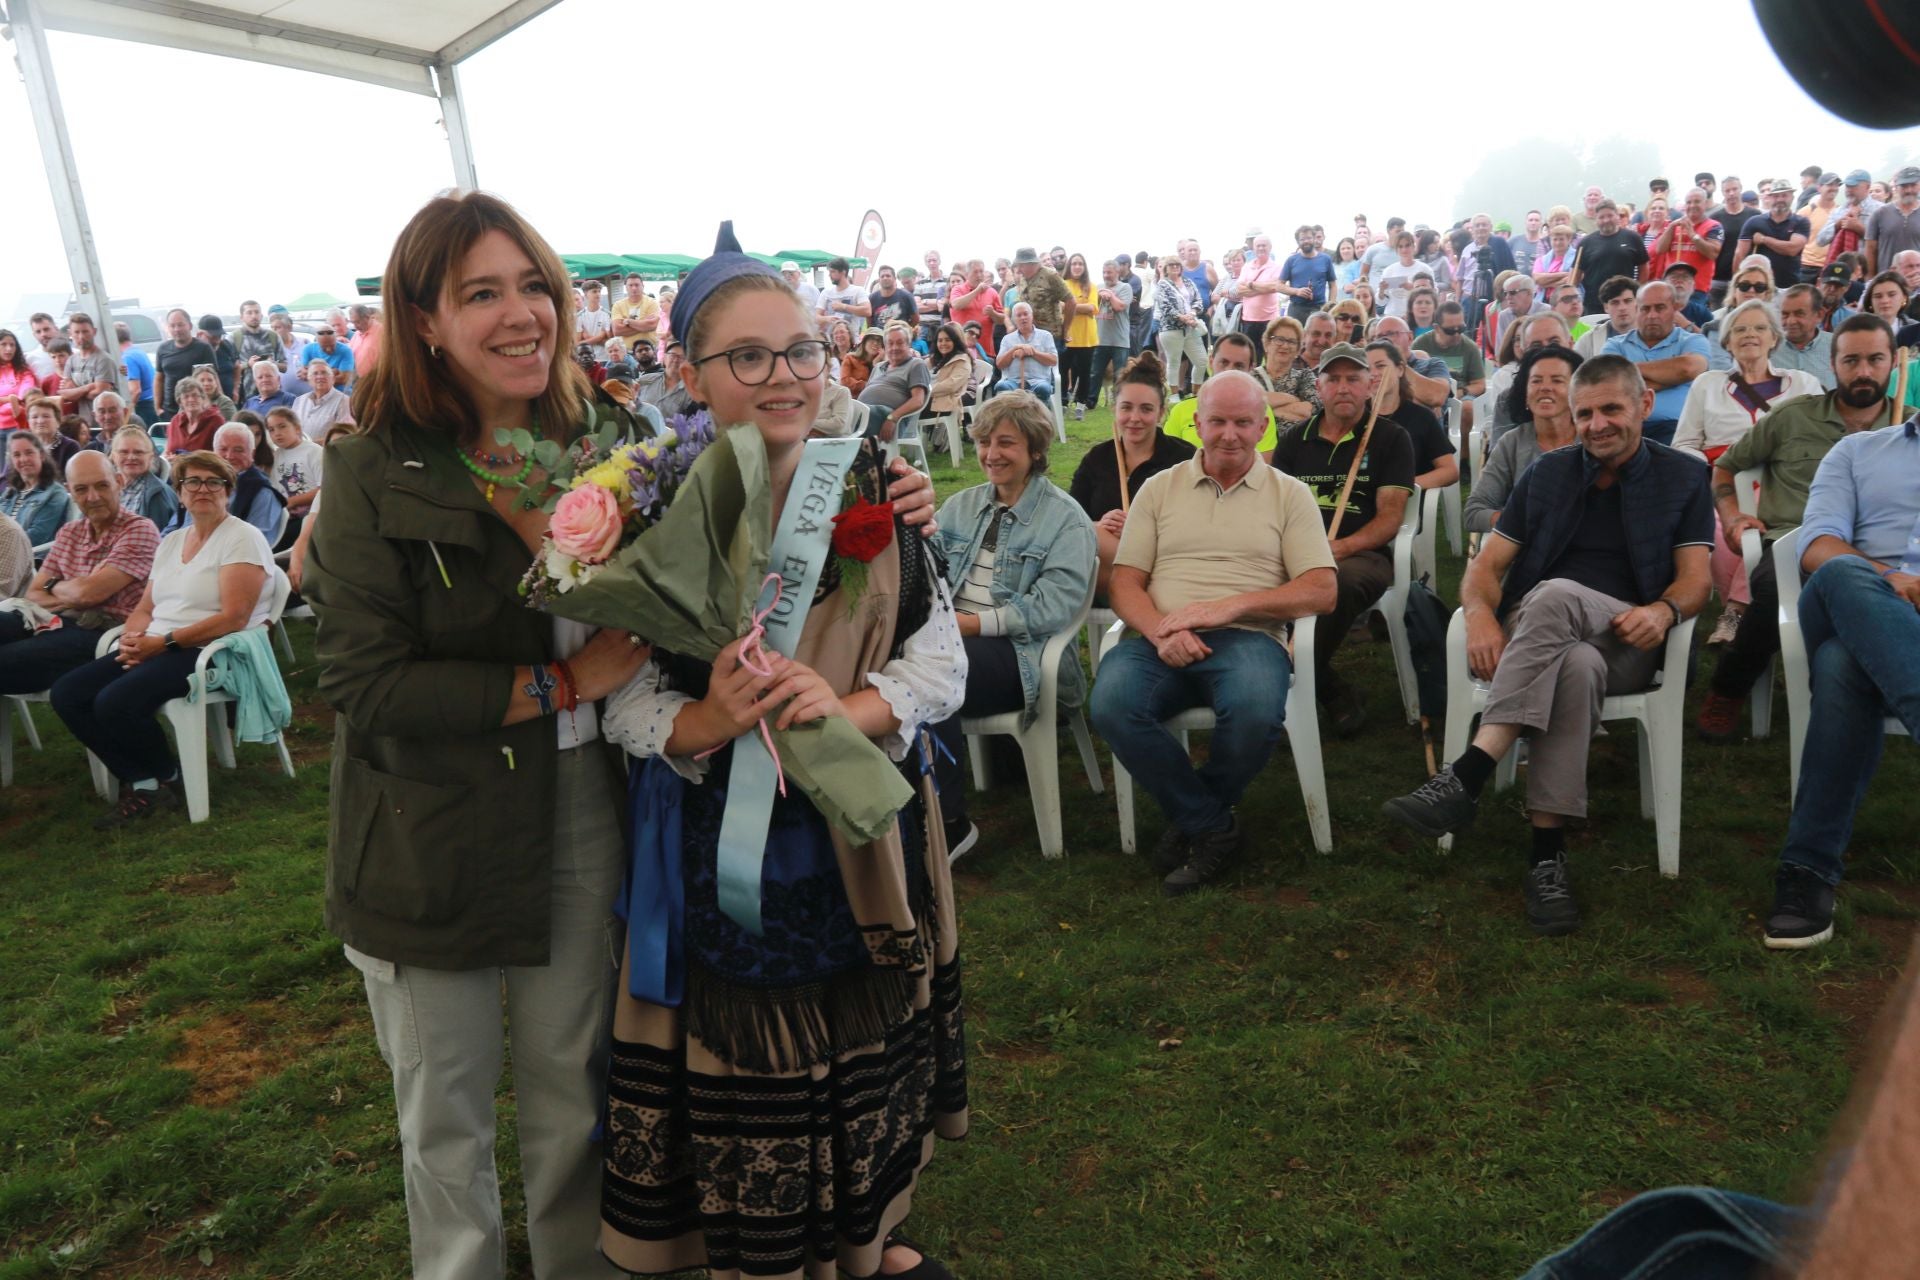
524, 663, 558, 716
554, 659, 580, 714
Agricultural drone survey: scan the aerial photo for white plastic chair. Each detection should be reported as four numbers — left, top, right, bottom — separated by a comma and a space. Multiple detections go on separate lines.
885, 410, 929, 473
960, 596, 1105, 859
94, 566, 297, 822
927, 407, 970, 467
1440, 401, 1465, 555
0, 626, 119, 793
1368, 490, 1432, 727
1775, 529, 1907, 804
1437, 605, 1697, 877
1731, 467, 1775, 738
1097, 615, 1332, 856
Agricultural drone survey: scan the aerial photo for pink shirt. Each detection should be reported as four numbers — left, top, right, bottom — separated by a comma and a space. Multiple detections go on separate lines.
0, 367, 36, 432
1236, 257, 1285, 323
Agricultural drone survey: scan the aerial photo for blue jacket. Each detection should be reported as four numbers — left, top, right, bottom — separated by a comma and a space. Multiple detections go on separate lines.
932, 474, 1096, 727
0, 481, 72, 548
1493, 441, 1713, 617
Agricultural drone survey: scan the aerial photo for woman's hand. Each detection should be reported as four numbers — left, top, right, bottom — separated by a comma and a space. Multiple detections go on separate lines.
697, 636, 786, 739
1097, 508, 1127, 539
570, 627, 652, 701
117, 631, 162, 668
886, 460, 937, 535
760, 657, 847, 730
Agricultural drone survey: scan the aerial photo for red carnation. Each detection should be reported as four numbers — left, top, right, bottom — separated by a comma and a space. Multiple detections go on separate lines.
831, 497, 895, 563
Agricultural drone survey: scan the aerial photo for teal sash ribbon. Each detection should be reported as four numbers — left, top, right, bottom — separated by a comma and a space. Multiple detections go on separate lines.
714, 435, 865, 934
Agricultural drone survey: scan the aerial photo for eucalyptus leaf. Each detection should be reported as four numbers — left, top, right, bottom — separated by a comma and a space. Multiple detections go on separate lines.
492, 428, 514, 447
533, 440, 564, 469
510, 428, 535, 454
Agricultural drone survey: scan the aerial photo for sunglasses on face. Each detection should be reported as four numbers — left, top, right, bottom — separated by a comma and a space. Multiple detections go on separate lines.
1735, 282, 1769, 294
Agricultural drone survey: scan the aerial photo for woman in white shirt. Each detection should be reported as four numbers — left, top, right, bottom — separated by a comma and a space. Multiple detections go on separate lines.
1672, 299, 1823, 645
50, 450, 273, 826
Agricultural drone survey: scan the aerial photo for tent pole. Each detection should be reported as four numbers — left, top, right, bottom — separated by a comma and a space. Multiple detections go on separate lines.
434, 61, 478, 191
7, 0, 118, 347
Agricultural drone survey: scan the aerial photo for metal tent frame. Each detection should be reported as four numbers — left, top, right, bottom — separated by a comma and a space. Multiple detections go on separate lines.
4, 0, 562, 337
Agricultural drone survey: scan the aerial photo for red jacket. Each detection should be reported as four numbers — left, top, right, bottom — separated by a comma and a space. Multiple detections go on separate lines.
167, 407, 224, 455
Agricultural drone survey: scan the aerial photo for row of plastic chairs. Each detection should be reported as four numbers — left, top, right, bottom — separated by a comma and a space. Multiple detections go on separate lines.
0, 565, 298, 821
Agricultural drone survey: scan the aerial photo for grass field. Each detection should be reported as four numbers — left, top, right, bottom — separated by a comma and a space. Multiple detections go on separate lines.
2, 403, 1916, 1278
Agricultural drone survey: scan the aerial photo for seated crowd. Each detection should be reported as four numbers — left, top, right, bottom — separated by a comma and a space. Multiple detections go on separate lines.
8, 167, 1920, 953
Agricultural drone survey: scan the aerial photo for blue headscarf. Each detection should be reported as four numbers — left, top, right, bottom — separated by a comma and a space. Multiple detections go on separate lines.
673, 222, 780, 354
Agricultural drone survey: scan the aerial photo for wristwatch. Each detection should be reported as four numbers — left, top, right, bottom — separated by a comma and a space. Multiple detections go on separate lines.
163, 632, 180, 651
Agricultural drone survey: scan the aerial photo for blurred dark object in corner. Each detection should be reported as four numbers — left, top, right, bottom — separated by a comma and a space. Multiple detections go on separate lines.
1753, 0, 1920, 128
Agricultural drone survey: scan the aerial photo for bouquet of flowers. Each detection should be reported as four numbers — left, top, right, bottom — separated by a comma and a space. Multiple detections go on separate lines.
519, 409, 913, 844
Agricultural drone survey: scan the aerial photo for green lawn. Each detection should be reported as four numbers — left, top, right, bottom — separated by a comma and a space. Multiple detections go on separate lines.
2, 404, 1916, 1278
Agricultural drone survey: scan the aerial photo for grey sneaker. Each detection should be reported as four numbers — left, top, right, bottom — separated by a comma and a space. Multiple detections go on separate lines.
1764, 865, 1836, 950
1523, 854, 1580, 936
1147, 825, 1190, 874
1162, 818, 1240, 897
1380, 765, 1478, 838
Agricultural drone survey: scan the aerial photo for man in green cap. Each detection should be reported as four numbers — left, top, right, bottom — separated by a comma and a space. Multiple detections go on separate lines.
1011, 247, 1072, 349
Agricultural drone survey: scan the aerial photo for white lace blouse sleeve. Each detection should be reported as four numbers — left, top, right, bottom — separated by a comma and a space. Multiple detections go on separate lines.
601, 656, 708, 781
867, 566, 968, 762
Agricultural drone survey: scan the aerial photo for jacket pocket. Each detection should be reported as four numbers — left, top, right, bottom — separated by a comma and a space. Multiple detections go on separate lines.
334, 757, 475, 925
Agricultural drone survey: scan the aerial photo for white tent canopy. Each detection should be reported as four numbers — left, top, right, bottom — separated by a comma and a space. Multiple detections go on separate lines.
4, 0, 560, 344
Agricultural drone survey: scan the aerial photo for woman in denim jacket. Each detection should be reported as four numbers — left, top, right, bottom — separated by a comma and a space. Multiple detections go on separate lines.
927, 391, 1096, 858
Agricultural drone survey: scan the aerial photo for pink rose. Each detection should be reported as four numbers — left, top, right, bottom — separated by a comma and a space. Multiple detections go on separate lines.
550, 484, 624, 565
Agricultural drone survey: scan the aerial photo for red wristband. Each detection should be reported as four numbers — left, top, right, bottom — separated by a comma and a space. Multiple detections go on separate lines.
553, 659, 580, 713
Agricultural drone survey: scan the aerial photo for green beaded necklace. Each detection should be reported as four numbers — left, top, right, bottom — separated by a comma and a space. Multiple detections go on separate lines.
458, 418, 540, 502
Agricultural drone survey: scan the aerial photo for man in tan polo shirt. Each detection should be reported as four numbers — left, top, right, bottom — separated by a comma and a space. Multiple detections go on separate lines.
1091, 371, 1337, 896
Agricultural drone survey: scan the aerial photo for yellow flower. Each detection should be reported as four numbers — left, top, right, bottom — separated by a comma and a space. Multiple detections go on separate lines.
579, 459, 632, 498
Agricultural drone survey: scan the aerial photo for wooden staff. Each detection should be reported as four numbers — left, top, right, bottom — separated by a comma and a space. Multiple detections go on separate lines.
1893, 346, 1912, 426
1112, 416, 1131, 515
1325, 378, 1390, 544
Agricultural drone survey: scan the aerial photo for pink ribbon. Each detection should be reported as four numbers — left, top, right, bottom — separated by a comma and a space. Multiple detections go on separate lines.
695, 571, 787, 797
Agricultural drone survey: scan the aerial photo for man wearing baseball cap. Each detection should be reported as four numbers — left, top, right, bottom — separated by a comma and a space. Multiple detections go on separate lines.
1734, 180, 1811, 288
1268, 342, 1416, 736
1815, 261, 1859, 333
1864, 166, 1920, 274
1798, 173, 1845, 282
778, 261, 819, 315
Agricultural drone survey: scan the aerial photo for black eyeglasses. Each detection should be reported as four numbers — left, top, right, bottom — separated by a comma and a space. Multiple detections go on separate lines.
1735, 282, 1769, 294
180, 476, 229, 491
691, 340, 829, 385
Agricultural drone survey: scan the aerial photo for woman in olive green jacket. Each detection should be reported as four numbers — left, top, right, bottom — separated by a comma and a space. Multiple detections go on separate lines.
304, 192, 936, 1279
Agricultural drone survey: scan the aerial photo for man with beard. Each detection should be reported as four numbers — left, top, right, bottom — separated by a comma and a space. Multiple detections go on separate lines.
1381, 355, 1713, 937
232, 301, 284, 402
1694, 316, 1901, 743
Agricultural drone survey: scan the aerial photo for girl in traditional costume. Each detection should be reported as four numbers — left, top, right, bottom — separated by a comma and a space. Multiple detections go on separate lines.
600, 231, 969, 1280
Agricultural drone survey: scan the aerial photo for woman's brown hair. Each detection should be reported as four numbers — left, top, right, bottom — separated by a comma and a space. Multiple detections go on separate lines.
352, 191, 590, 445
1116, 348, 1167, 409
170, 450, 236, 493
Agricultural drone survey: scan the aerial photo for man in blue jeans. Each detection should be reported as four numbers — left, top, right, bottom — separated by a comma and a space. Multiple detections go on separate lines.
1091, 372, 1336, 895
1764, 412, 1920, 949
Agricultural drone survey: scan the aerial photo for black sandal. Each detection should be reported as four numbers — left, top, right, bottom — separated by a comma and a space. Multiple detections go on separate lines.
878, 1231, 957, 1280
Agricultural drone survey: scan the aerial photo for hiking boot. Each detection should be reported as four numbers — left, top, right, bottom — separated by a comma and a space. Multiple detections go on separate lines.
94, 782, 181, 830
1161, 818, 1240, 896
1523, 854, 1581, 936
1147, 825, 1190, 874
1764, 865, 1836, 950
943, 817, 979, 866
1707, 607, 1744, 647
1380, 765, 1478, 838
1694, 691, 1743, 743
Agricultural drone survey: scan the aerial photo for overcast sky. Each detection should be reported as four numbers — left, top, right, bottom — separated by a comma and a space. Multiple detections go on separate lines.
5, 0, 1920, 315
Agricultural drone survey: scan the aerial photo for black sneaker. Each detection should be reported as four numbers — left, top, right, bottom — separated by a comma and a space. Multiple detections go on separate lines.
1523, 854, 1580, 936
94, 782, 181, 830
1147, 825, 1190, 874
1764, 865, 1836, 950
1162, 818, 1239, 897
1380, 765, 1478, 838
943, 818, 979, 867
